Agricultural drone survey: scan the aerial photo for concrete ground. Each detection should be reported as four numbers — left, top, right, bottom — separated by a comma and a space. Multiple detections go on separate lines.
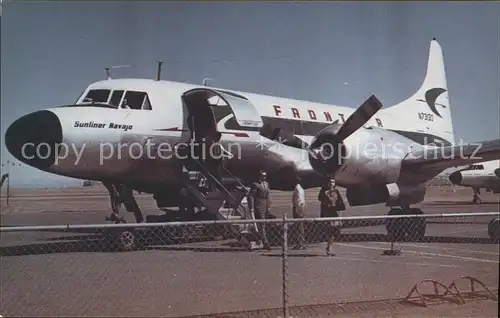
0, 186, 498, 317
192, 298, 499, 317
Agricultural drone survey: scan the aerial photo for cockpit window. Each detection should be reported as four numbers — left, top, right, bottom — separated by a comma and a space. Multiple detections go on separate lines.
109, 90, 124, 107
82, 89, 110, 103
74, 90, 86, 104
72, 88, 152, 110
464, 164, 484, 171
120, 91, 152, 110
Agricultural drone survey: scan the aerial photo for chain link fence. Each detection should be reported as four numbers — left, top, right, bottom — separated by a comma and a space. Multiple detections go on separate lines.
1, 212, 499, 317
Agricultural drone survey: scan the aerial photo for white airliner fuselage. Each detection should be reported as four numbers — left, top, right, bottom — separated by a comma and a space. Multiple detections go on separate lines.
449, 160, 500, 189
32, 78, 447, 187
449, 160, 500, 203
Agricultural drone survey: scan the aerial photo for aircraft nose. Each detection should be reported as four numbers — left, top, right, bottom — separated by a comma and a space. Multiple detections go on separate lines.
448, 171, 462, 185
495, 168, 500, 178
5, 110, 63, 170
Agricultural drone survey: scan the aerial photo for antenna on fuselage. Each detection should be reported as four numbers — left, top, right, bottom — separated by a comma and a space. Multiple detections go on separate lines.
105, 65, 131, 80
203, 78, 214, 86
156, 61, 164, 81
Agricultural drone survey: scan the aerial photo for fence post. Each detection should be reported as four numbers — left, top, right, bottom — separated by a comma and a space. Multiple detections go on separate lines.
282, 214, 289, 318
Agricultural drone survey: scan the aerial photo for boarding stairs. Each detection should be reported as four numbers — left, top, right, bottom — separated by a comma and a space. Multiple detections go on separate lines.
181, 166, 247, 221
175, 143, 260, 246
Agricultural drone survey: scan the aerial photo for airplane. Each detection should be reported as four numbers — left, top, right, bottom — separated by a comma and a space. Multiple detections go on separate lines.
4, 37, 500, 244
449, 159, 500, 203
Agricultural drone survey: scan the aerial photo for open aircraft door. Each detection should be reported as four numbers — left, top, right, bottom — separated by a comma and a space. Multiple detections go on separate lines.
182, 88, 263, 129
211, 89, 263, 129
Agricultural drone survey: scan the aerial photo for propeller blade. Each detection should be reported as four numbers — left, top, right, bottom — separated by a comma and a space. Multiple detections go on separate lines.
335, 95, 383, 142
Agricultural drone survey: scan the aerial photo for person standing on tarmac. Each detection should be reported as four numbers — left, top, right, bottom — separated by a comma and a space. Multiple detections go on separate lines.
292, 176, 306, 250
318, 178, 345, 256
248, 170, 272, 250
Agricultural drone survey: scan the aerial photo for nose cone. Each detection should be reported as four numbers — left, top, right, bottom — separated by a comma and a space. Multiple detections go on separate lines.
495, 168, 500, 178
449, 171, 462, 185
5, 110, 63, 170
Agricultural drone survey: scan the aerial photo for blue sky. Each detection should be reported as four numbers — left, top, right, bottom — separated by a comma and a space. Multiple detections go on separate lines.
1, 1, 499, 188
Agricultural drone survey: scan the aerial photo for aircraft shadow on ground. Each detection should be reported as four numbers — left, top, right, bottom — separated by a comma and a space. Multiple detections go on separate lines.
0, 231, 495, 257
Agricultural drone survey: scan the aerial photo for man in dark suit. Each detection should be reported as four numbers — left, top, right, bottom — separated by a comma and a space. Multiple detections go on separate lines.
247, 170, 271, 250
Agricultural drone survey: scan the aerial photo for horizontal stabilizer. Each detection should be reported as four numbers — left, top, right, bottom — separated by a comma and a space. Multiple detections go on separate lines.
402, 139, 500, 178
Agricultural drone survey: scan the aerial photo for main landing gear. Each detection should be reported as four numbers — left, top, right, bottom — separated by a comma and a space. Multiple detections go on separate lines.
102, 182, 145, 251
385, 205, 426, 241
472, 187, 482, 204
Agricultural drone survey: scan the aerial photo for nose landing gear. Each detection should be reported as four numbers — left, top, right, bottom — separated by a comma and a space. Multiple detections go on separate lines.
103, 183, 127, 223
102, 182, 145, 251
103, 182, 144, 224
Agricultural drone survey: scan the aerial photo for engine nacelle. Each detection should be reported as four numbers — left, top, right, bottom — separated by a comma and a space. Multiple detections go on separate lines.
309, 125, 411, 185
346, 183, 427, 207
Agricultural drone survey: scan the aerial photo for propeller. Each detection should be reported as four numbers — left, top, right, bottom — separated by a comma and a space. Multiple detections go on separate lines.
307, 94, 383, 175
310, 95, 383, 153
259, 94, 383, 175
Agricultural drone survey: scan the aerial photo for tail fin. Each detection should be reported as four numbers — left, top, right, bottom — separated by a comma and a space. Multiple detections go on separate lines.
385, 38, 455, 145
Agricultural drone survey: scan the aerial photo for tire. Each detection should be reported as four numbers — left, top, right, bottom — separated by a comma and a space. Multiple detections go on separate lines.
116, 230, 137, 252
386, 208, 405, 241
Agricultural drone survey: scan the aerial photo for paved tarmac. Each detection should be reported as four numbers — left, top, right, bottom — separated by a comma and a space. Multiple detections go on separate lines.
0, 187, 499, 317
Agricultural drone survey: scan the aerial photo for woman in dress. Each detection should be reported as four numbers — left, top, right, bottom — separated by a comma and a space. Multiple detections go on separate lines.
318, 178, 346, 255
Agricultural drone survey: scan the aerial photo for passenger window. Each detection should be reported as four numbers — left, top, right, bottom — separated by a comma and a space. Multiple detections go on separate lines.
109, 90, 124, 107
82, 89, 110, 103
121, 91, 152, 110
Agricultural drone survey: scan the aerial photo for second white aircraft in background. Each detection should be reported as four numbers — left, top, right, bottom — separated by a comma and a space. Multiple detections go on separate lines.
449, 159, 500, 203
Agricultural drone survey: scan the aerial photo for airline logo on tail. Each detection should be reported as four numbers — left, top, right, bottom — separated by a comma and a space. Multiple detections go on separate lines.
417, 87, 447, 118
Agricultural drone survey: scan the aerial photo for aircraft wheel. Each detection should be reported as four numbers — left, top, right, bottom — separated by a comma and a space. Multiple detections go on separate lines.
116, 229, 137, 252
473, 197, 482, 204
386, 208, 405, 241
406, 208, 426, 241
488, 218, 499, 243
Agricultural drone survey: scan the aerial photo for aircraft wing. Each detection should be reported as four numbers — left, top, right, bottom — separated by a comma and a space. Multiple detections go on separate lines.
400, 139, 500, 183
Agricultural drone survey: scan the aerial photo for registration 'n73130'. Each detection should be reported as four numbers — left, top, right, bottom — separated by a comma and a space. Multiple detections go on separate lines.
418, 112, 434, 121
